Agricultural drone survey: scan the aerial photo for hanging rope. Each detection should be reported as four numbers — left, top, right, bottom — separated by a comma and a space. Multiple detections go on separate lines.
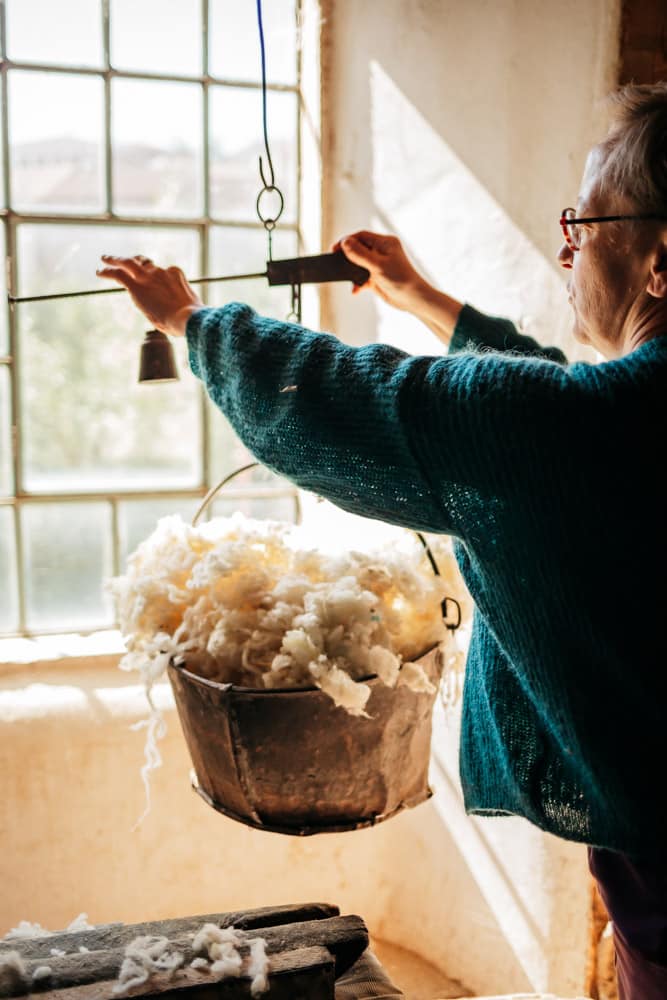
255, 0, 285, 262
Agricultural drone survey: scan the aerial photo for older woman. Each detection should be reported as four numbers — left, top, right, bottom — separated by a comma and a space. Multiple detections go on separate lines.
98, 83, 667, 999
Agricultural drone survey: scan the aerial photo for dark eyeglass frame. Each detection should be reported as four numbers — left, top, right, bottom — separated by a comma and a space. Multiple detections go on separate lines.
560, 206, 667, 251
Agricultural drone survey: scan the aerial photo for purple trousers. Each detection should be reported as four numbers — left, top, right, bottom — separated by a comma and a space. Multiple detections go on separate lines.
588, 847, 667, 1000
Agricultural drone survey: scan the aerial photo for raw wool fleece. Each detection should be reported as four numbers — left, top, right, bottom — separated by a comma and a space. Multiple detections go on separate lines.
113, 935, 185, 995
111, 512, 470, 825
113, 924, 269, 997
0, 952, 28, 995
111, 511, 469, 715
2, 914, 95, 941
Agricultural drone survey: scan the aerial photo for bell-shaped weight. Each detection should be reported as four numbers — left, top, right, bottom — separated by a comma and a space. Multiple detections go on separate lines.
138, 329, 179, 383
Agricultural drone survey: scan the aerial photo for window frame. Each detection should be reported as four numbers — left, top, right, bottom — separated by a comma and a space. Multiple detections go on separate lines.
0, 0, 303, 638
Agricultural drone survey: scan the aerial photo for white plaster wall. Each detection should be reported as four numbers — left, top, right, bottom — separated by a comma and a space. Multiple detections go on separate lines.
321, 0, 619, 362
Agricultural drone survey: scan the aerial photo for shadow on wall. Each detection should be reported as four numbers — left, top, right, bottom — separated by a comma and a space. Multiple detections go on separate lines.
323, 0, 619, 361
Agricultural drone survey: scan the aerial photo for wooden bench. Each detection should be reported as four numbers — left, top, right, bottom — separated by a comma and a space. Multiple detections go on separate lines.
0, 902, 404, 998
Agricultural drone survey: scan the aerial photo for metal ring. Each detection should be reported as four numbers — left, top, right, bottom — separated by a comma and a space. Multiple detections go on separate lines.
442, 596, 462, 631
256, 185, 284, 229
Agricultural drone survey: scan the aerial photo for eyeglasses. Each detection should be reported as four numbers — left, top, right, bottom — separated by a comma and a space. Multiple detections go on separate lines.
560, 206, 667, 251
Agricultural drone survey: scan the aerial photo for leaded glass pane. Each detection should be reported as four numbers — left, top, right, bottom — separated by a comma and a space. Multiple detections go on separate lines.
0, 224, 7, 355
110, 0, 201, 76
112, 79, 203, 217
17, 224, 201, 492
209, 87, 297, 224
6, 0, 103, 68
118, 497, 201, 566
0, 367, 13, 496
0, 507, 19, 633
209, 0, 297, 85
22, 501, 113, 631
8, 71, 105, 213
210, 494, 298, 523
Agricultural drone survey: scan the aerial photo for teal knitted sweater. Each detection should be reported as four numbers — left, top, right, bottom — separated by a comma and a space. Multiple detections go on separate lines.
186, 302, 667, 858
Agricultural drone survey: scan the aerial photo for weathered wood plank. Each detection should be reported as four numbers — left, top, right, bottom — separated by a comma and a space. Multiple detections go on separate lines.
0, 916, 366, 996
0, 904, 339, 962
33, 945, 335, 999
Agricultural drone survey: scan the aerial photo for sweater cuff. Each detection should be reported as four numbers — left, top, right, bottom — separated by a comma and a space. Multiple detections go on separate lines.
186, 306, 219, 380
449, 303, 519, 355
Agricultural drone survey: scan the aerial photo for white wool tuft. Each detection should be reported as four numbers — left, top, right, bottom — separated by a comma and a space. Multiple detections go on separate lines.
190, 957, 210, 970
0, 951, 29, 993
398, 661, 436, 694
66, 913, 95, 933
129, 708, 167, 830
50, 948, 67, 957
248, 937, 269, 997
32, 965, 53, 982
308, 659, 371, 716
112, 935, 184, 996
191, 923, 244, 955
368, 644, 401, 687
190, 923, 269, 995
3, 920, 52, 940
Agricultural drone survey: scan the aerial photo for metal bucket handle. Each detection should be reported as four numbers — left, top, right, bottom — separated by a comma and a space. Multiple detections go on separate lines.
192, 461, 461, 631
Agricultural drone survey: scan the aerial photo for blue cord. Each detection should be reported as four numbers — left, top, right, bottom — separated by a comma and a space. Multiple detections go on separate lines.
256, 0, 276, 190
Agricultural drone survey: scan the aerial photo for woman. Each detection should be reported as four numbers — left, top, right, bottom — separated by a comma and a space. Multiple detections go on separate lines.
98, 83, 667, 999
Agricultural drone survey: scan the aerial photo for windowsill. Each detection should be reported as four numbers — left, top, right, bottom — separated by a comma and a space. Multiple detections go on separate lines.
0, 629, 127, 688
0, 629, 126, 670
0, 629, 175, 721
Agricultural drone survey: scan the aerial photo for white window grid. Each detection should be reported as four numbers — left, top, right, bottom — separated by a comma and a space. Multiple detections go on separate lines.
0, 0, 302, 637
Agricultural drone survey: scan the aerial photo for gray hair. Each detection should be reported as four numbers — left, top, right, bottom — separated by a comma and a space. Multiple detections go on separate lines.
598, 82, 667, 213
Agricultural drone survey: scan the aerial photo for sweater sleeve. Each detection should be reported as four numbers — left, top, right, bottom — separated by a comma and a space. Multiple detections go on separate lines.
451, 304, 568, 364
186, 302, 578, 538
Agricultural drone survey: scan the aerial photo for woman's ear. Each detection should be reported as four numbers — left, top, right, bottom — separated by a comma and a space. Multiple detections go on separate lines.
646, 242, 667, 298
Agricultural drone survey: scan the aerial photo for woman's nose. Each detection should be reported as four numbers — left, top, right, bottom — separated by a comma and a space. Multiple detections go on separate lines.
557, 241, 573, 270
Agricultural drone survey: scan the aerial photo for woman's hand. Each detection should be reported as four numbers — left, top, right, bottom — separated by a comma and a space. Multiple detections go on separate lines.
96, 255, 203, 338
333, 231, 428, 312
334, 230, 463, 346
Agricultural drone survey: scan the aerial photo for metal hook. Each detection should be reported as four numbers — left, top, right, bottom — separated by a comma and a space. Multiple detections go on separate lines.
286, 283, 302, 323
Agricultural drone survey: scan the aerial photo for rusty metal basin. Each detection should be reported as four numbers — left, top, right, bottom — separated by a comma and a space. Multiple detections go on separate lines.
167, 643, 444, 836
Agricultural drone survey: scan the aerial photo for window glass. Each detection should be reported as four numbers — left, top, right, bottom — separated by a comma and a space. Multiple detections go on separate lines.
118, 497, 201, 566
110, 0, 202, 77
1, 5, 300, 637
8, 71, 105, 213
112, 79, 203, 217
0, 224, 7, 355
210, 494, 298, 524
206, 225, 298, 487
17, 225, 201, 492
209, 86, 297, 224
0, 77, 5, 211
209, 0, 297, 86
6, 0, 103, 68
17, 222, 199, 297
0, 367, 13, 496
0, 507, 19, 633
22, 502, 114, 631
207, 224, 298, 313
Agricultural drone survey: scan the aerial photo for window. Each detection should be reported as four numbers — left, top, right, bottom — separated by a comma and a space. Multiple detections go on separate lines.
0, 0, 302, 636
